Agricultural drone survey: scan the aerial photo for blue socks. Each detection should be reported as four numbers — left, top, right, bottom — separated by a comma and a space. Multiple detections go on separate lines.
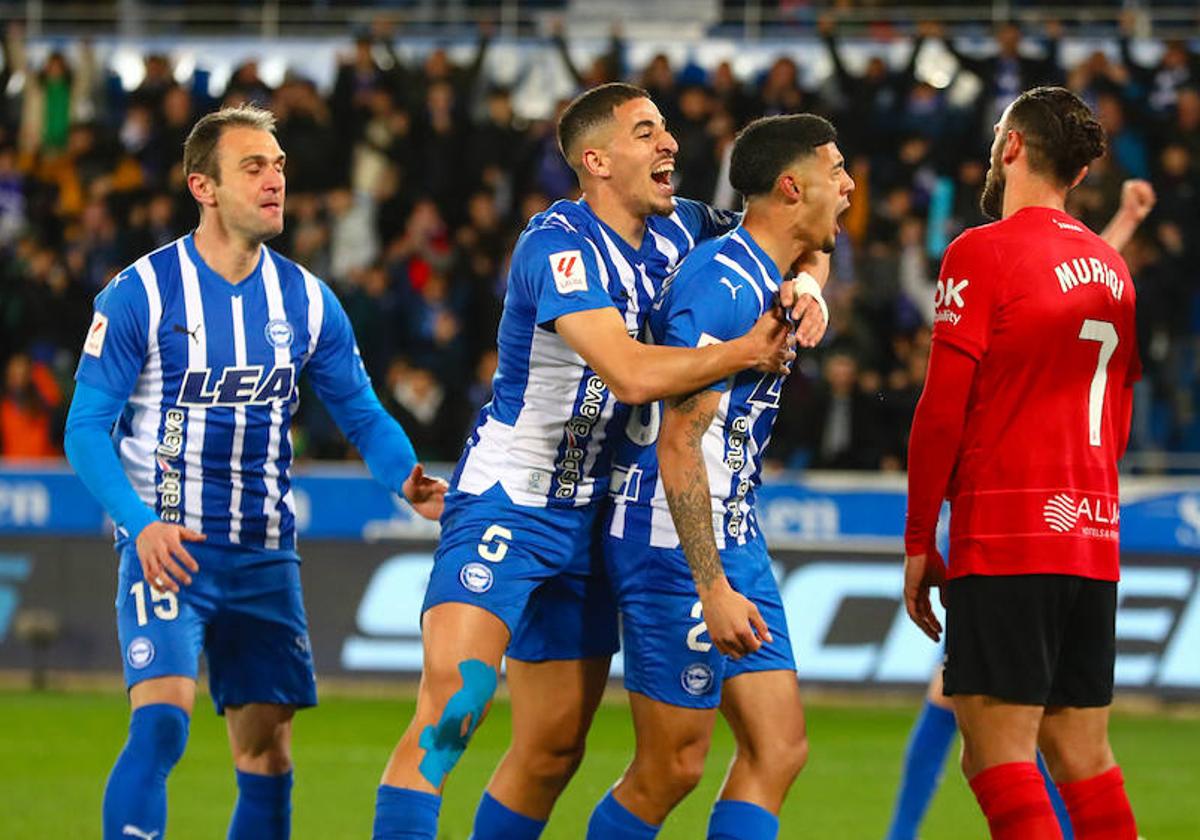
373, 785, 441, 840
1037, 752, 1074, 839
586, 790, 659, 839
707, 800, 779, 840
470, 791, 546, 839
102, 703, 190, 840
885, 699, 957, 840
228, 769, 292, 839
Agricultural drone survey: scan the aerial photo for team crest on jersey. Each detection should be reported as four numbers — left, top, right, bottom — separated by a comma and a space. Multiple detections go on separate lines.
680, 662, 714, 696
126, 636, 155, 669
177, 365, 296, 406
549, 250, 587, 294
264, 319, 294, 348
459, 562, 494, 593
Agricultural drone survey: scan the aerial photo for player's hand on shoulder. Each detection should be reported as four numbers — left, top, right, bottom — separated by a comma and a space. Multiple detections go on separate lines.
403, 463, 449, 521
903, 549, 946, 643
135, 521, 205, 594
699, 577, 773, 659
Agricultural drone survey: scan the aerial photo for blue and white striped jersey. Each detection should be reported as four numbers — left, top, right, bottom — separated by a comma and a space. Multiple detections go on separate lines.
608, 227, 787, 549
450, 197, 738, 509
76, 234, 370, 555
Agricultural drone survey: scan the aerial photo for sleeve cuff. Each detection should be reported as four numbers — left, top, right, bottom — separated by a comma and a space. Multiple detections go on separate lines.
121, 504, 159, 543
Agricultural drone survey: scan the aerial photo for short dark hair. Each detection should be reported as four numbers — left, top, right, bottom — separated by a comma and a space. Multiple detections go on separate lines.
1006, 86, 1106, 187
557, 83, 650, 172
729, 114, 838, 199
182, 103, 277, 185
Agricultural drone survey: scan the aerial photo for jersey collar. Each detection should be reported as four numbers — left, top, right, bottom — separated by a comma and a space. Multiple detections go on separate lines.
182, 233, 266, 295
730, 225, 783, 291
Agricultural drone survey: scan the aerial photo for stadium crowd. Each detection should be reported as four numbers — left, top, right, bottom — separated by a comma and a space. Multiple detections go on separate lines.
0, 16, 1197, 469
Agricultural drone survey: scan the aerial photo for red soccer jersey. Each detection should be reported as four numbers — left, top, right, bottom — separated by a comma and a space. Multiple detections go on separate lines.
931, 206, 1139, 581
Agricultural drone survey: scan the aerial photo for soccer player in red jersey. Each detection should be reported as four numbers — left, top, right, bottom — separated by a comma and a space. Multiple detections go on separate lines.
903, 86, 1140, 840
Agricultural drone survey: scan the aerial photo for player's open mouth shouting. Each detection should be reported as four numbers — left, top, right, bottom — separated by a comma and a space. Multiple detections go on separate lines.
651, 158, 675, 196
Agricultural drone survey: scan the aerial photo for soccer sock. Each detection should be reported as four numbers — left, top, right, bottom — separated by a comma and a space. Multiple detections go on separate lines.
1056, 766, 1137, 840
372, 785, 441, 840
102, 703, 190, 840
469, 791, 546, 840
968, 762, 1063, 840
586, 790, 660, 840
1037, 752, 1074, 840
885, 700, 958, 840
227, 769, 293, 840
707, 799, 780, 840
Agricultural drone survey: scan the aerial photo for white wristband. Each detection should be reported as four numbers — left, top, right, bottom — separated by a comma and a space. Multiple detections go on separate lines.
793, 271, 828, 326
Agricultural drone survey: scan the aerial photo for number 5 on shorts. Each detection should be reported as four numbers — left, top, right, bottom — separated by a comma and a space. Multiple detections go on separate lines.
477, 525, 513, 562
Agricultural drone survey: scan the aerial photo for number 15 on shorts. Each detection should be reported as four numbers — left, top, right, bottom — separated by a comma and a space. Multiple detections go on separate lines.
130, 580, 178, 626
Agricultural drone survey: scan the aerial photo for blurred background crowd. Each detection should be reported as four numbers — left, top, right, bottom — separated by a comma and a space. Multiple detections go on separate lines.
0, 4, 1197, 473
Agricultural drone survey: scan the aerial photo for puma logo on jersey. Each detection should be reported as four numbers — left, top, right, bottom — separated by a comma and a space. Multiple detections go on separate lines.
177, 365, 296, 406
549, 250, 587, 294
122, 826, 160, 840
719, 277, 743, 300
173, 323, 202, 343
1054, 257, 1125, 300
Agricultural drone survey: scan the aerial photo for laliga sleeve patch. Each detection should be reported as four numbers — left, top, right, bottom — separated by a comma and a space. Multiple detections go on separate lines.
83, 312, 109, 358
549, 250, 587, 294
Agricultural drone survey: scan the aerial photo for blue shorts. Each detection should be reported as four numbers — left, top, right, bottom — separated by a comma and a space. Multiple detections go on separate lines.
423, 487, 619, 662
605, 533, 796, 709
115, 543, 317, 715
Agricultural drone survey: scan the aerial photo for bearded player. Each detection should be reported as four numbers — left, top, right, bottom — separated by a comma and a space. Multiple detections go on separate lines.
904, 86, 1140, 839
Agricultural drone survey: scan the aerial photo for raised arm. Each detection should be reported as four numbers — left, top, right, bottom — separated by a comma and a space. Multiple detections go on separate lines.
555, 304, 792, 406
659, 389, 771, 658
1099, 179, 1156, 254
818, 14, 855, 94
940, 33, 989, 80
550, 21, 586, 88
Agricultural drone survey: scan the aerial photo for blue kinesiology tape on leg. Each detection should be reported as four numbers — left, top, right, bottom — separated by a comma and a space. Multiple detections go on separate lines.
418, 659, 498, 788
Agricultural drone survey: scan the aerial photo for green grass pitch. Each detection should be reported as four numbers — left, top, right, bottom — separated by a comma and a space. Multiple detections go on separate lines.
1, 689, 1196, 838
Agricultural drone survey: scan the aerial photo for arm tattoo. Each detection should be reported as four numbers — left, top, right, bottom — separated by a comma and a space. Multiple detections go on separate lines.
661, 393, 725, 590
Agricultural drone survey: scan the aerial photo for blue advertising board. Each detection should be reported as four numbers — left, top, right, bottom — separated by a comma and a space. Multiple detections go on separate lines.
5, 463, 1196, 554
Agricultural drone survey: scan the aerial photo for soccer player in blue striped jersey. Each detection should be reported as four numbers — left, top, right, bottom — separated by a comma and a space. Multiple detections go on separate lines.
586, 115, 853, 840
371, 85, 824, 840
64, 104, 446, 840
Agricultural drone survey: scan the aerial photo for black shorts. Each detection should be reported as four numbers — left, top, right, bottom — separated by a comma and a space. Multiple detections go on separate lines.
943, 574, 1116, 707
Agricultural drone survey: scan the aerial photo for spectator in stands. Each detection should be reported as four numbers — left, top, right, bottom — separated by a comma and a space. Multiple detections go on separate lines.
933, 19, 1062, 138
13, 33, 100, 156
0, 352, 61, 458
0, 20, 1196, 469
381, 358, 469, 463
784, 349, 888, 470
1118, 10, 1200, 116
552, 19, 624, 91
819, 13, 925, 158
